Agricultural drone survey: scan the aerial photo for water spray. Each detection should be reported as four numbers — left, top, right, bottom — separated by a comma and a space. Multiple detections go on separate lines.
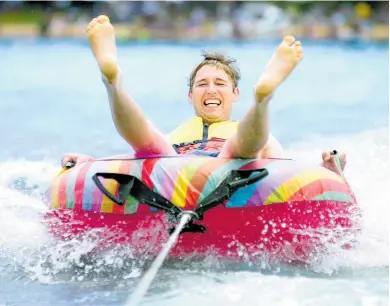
124, 212, 193, 306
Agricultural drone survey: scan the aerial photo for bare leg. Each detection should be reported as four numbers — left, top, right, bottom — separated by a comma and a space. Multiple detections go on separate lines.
87, 15, 176, 156
220, 36, 303, 158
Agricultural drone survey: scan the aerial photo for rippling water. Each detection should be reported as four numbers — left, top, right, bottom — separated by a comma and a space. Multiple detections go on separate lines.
0, 39, 388, 306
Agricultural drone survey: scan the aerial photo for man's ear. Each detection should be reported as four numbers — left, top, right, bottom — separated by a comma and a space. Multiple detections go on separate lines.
188, 90, 193, 104
233, 87, 240, 103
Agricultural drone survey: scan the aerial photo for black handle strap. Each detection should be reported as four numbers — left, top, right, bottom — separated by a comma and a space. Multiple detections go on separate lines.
92, 173, 134, 205
194, 168, 269, 216
92, 172, 181, 215
92, 167, 268, 226
227, 168, 268, 189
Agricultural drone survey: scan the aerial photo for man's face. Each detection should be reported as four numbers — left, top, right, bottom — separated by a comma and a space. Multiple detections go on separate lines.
188, 64, 239, 124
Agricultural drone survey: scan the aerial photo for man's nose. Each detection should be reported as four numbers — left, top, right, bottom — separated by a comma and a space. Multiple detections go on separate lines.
206, 83, 217, 93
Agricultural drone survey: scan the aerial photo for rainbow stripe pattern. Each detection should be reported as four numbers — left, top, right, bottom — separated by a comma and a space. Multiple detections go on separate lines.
45, 156, 355, 214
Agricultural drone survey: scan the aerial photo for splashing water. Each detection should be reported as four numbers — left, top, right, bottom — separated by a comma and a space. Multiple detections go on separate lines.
125, 213, 192, 306
0, 41, 388, 305
0, 131, 387, 306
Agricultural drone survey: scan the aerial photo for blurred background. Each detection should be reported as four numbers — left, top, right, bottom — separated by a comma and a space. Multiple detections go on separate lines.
0, 0, 388, 42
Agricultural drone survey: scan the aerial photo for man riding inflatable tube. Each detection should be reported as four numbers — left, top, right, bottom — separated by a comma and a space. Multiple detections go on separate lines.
62, 15, 346, 174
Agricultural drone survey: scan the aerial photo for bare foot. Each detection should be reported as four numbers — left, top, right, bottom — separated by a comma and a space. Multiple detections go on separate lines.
87, 15, 118, 83
255, 36, 303, 101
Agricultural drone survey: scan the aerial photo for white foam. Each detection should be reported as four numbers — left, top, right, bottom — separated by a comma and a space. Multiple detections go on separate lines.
285, 127, 389, 270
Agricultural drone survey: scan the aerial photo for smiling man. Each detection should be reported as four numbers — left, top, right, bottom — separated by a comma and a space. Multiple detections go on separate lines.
168, 43, 300, 159
87, 15, 302, 159
62, 15, 347, 173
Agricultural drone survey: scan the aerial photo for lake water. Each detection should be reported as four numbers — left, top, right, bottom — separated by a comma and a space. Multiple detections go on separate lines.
0, 39, 388, 306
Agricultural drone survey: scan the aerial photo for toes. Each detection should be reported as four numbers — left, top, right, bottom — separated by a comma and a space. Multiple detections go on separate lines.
295, 41, 304, 59
87, 15, 110, 33
296, 45, 303, 56
87, 18, 98, 32
97, 15, 110, 24
294, 40, 303, 50
282, 35, 295, 46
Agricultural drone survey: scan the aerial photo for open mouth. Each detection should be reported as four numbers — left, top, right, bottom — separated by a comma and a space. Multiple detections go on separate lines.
203, 99, 221, 107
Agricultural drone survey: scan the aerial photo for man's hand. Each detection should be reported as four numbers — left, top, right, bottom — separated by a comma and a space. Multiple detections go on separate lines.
61, 153, 95, 168
321, 150, 346, 174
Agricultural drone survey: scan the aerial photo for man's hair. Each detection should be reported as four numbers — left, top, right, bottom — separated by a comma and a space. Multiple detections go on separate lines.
188, 50, 241, 91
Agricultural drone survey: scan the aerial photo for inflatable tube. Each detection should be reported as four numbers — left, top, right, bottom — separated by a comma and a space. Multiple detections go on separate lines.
43, 156, 359, 263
